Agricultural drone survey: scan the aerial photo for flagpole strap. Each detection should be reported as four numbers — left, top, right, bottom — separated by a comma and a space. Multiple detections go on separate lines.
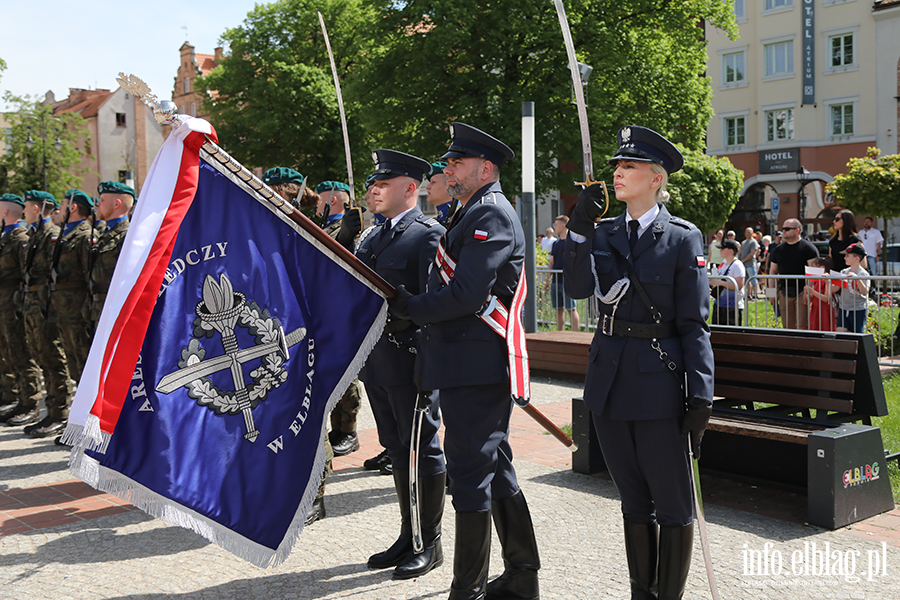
434, 239, 531, 404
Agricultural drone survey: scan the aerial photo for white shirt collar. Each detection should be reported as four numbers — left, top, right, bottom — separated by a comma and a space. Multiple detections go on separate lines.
389, 207, 415, 228
625, 204, 660, 238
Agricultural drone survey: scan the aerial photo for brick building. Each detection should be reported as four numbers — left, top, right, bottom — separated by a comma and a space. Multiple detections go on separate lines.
51, 87, 165, 195
172, 43, 221, 119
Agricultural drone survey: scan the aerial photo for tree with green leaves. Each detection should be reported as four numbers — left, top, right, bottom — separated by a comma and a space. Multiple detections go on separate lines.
826, 147, 900, 220
667, 147, 744, 232
0, 93, 91, 198
352, 0, 738, 200
197, 0, 380, 187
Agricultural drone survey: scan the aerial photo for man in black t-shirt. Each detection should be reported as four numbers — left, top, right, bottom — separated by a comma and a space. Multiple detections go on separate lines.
547, 215, 580, 331
769, 218, 819, 329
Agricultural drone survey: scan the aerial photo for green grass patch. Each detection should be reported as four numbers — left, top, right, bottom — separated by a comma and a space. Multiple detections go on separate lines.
872, 372, 900, 502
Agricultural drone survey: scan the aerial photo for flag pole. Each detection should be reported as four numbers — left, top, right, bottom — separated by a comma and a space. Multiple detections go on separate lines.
116, 73, 394, 299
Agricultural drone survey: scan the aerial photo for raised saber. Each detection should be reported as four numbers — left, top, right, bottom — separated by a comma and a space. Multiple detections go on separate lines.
318, 12, 356, 206
552, 0, 597, 188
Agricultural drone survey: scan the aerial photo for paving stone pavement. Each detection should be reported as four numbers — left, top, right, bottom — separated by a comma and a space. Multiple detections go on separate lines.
2, 378, 900, 599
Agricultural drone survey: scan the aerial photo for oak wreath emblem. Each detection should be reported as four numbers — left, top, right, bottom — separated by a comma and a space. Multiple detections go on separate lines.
155, 273, 305, 443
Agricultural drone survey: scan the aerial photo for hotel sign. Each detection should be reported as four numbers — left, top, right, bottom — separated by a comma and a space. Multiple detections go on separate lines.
759, 149, 800, 174
802, 0, 815, 105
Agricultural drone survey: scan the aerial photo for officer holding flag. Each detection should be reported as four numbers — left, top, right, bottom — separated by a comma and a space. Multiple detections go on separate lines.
390, 123, 540, 600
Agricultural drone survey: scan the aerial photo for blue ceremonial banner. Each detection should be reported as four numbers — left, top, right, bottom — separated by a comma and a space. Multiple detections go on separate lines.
69, 124, 387, 567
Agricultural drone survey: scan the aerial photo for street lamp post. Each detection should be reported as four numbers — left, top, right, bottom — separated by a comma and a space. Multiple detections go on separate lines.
24, 114, 64, 192
797, 166, 811, 236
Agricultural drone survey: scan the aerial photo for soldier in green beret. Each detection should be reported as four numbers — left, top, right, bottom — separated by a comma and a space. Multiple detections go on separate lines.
39, 190, 104, 438
89, 182, 134, 326
309, 180, 365, 462
0, 195, 43, 424
314, 181, 363, 250
13, 191, 72, 432
424, 161, 454, 226
262, 168, 318, 220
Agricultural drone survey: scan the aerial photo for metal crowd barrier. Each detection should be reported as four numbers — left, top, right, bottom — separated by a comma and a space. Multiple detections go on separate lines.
534, 266, 900, 366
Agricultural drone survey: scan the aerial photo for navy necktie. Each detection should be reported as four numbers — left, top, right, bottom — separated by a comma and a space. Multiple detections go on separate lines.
629, 219, 640, 253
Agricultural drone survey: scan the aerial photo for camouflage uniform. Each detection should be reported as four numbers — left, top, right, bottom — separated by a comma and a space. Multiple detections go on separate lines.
0, 224, 42, 415
88, 217, 129, 325
323, 214, 362, 444
22, 220, 71, 421
48, 219, 100, 394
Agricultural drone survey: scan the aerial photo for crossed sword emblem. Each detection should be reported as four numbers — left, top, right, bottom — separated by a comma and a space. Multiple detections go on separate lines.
155, 275, 304, 443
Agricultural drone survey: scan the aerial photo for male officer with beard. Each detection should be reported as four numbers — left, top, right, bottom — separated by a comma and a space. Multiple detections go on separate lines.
356, 150, 446, 580
390, 124, 540, 600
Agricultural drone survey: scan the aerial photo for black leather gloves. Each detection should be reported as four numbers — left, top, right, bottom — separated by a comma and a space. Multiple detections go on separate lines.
681, 397, 713, 460
336, 205, 364, 250
388, 284, 413, 322
567, 182, 606, 237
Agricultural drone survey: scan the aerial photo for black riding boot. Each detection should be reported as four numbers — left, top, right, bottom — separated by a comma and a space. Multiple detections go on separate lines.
624, 520, 658, 600
448, 510, 492, 600
394, 470, 446, 579
657, 523, 694, 600
368, 468, 413, 568
485, 490, 540, 600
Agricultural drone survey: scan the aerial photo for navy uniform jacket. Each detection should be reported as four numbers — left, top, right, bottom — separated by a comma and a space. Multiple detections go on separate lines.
564, 205, 714, 421
356, 207, 444, 388
408, 182, 525, 391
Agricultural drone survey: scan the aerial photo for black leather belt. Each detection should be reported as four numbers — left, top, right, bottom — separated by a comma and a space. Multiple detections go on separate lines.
610, 319, 677, 339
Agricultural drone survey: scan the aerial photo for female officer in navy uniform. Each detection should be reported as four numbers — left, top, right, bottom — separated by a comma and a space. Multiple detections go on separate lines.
564, 126, 714, 600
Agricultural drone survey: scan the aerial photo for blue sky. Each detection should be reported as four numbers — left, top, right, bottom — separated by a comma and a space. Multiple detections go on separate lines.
0, 1, 258, 110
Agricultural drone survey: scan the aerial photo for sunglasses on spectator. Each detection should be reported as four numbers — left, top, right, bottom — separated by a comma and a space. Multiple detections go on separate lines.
782, 226, 800, 230
834, 216, 842, 222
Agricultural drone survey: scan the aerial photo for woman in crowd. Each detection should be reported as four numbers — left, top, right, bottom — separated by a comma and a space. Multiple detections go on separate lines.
707, 228, 724, 271
829, 209, 861, 272
711, 238, 745, 325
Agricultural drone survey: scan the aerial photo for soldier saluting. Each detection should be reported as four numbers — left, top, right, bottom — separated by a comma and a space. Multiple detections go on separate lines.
390, 123, 540, 600
564, 126, 715, 600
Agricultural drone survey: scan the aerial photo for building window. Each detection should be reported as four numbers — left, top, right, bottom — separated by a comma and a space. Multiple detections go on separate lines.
118, 170, 130, 183
764, 0, 792, 9
765, 109, 794, 142
764, 41, 793, 77
723, 52, 745, 85
830, 33, 854, 68
190, 103, 197, 117
734, 0, 745, 19
183, 77, 190, 94
724, 116, 746, 146
115, 113, 127, 127
830, 103, 854, 136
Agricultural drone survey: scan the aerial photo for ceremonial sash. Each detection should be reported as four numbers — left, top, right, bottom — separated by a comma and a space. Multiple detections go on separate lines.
434, 239, 531, 405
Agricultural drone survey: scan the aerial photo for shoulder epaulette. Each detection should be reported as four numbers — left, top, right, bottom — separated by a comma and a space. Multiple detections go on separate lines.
478, 192, 500, 205
415, 214, 439, 228
668, 216, 696, 230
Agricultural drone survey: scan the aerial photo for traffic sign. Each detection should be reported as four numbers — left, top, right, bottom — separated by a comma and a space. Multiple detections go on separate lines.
772, 197, 780, 218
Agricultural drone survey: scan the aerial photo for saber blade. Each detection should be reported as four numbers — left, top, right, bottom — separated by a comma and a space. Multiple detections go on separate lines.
689, 432, 720, 600
409, 391, 430, 553
552, 0, 594, 186
318, 12, 356, 205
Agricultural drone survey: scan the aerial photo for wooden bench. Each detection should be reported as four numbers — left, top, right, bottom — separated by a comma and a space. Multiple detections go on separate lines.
700, 326, 887, 482
528, 326, 895, 527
